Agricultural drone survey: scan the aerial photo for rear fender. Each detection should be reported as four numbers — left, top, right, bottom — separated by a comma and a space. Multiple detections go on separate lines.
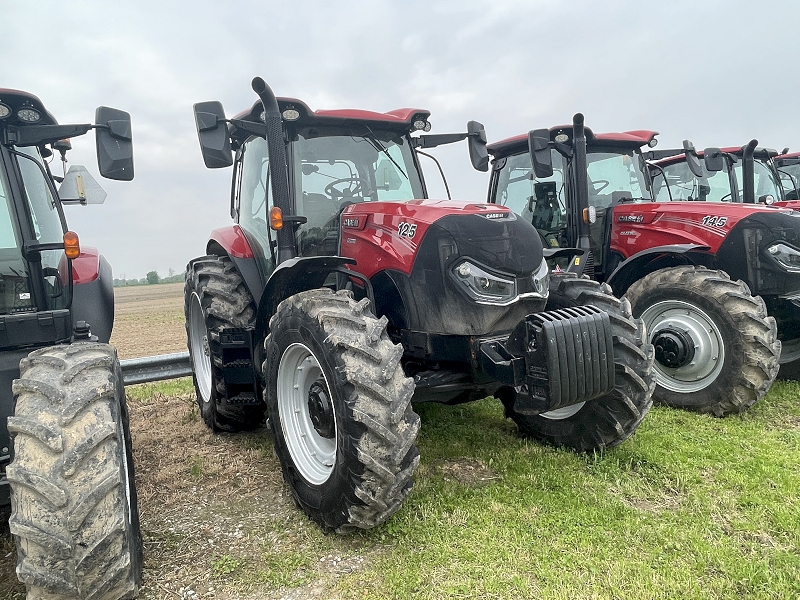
606, 244, 709, 296
254, 256, 363, 344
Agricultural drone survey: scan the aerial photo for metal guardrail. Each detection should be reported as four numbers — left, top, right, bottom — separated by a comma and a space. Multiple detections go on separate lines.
120, 351, 192, 386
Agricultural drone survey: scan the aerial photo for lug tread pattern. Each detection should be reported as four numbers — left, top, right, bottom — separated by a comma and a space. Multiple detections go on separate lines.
268, 289, 420, 532
508, 274, 656, 451
8, 343, 142, 600
625, 266, 781, 415
184, 255, 264, 431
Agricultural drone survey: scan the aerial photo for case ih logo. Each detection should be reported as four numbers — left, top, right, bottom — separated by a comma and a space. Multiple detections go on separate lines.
342, 218, 360, 228
484, 212, 509, 220
618, 214, 644, 223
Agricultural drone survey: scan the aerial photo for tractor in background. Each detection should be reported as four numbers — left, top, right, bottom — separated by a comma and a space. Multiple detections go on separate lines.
645, 141, 800, 372
484, 114, 784, 416
0, 89, 141, 599
186, 78, 655, 533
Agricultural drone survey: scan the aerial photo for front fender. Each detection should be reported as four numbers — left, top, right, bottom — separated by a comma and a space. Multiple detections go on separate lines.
255, 256, 357, 344
606, 244, 709, 296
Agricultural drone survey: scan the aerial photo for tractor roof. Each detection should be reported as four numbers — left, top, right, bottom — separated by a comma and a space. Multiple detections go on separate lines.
649, 145, 779, 167
487, 126, 658, 159
775, 151, 800, 163
0, 88, 58, 128
230, 97, 431, 143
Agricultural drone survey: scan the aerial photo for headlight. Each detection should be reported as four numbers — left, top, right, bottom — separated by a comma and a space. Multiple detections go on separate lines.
452, 260, 517, 304
767, 243, 800, 272
531, 257, 550, 295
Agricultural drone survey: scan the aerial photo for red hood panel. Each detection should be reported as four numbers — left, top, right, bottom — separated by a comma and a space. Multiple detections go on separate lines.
610, 202, 794, 256
341, 200, 514, 277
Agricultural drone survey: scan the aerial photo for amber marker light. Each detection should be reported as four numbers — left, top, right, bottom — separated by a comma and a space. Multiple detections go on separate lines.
64, 231, 81, 259
270, 206, 283, 230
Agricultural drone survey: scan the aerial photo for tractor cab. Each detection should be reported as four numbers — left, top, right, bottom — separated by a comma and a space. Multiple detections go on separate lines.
646, 141, 784, 206
198, 94, 489, 293
487, 116, 656, 281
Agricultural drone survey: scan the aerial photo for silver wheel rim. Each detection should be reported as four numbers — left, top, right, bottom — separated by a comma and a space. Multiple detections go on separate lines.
540, 402, 586, 420
640, 299, 724, 393
277, 343, 337, 485
188, 292, 213, 403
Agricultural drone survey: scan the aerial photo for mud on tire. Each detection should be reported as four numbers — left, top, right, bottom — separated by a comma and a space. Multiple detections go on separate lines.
185, 255, 263, 431
7, 342, 142, 600
265, 289, 420, 533
625, 266, 780, 416
503, 274, 655, 451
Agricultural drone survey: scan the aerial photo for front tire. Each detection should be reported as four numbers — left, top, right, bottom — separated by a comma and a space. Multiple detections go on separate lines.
185, 255, 263, 431
503, 275, 656, 451
625, 266, 780, 416
8, 342, 142, 600
265, 289, 420, 533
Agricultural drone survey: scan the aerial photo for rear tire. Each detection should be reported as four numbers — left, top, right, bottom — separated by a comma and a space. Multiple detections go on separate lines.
625, 266, 780, 415
185, 255, 264, 432
503, 274, 655, 451
8, 342, 142, 600
265, 289, 420, 532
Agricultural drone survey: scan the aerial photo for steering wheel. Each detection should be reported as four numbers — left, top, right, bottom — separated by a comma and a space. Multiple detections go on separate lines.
591, 179, 610, 193
324, 177, 369, 200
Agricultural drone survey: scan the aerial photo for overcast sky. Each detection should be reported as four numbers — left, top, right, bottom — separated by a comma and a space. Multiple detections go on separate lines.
3, 0, 798, 279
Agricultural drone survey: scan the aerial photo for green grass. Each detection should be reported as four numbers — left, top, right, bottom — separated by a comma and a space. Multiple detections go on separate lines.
137, 379, 800, 599
336, 381, 800, 599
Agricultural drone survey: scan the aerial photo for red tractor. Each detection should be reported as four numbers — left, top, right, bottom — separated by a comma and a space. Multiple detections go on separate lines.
0, 90, 141, 598
187, 79, 655, 533
644, 141, 800, 370
484, 114, 783, 416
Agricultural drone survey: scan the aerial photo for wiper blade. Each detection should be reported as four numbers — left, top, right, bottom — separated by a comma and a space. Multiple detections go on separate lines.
359, 127, 408, 180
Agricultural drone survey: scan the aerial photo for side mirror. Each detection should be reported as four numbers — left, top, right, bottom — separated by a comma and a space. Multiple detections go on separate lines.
467, 121, 488, 172
194, 101, 233, 169
683, 140, 703, 178
95, 106, 134, 181
528, 129, 553, 178
58, 165, 107, 205
703, 148, 725, 172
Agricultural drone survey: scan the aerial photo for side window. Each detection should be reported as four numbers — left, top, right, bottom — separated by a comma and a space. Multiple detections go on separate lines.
16, 148, 70, 310
237, 136, 273, 255
375, 143, 416, 201
494, 150, 567, 247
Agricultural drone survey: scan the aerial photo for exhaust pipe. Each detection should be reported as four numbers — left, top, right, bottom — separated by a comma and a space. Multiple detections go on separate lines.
741, 139, 758, 204
252, 77, 297, 262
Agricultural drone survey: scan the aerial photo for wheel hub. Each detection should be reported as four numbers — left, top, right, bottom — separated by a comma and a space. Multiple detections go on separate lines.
652, 327, 695, 368
307, 379, 335, 438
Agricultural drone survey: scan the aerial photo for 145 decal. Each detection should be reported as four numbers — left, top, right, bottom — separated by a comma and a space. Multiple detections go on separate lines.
702, 215, 728, 227
397, 222, 417, 238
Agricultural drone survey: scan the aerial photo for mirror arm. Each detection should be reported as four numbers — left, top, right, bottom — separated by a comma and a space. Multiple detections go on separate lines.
414, 132, 469, 149
3, 123, 92, 147
229, 118, 268, 139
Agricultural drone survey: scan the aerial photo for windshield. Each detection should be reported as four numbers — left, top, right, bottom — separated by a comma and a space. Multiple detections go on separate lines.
654, 156, 783, 203
778, 163, 800, 199
585, 150, 652, 203
740, 159, 784, 202
292, 128, 424, 256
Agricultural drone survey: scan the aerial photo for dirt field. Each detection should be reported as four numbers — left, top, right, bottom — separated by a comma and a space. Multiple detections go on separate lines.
110, 282, 188, 359
0, 283, 362, 600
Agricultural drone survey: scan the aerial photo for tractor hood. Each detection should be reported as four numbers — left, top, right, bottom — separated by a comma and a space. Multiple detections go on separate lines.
340, 199, 548, 337
341, 199, 544, 278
